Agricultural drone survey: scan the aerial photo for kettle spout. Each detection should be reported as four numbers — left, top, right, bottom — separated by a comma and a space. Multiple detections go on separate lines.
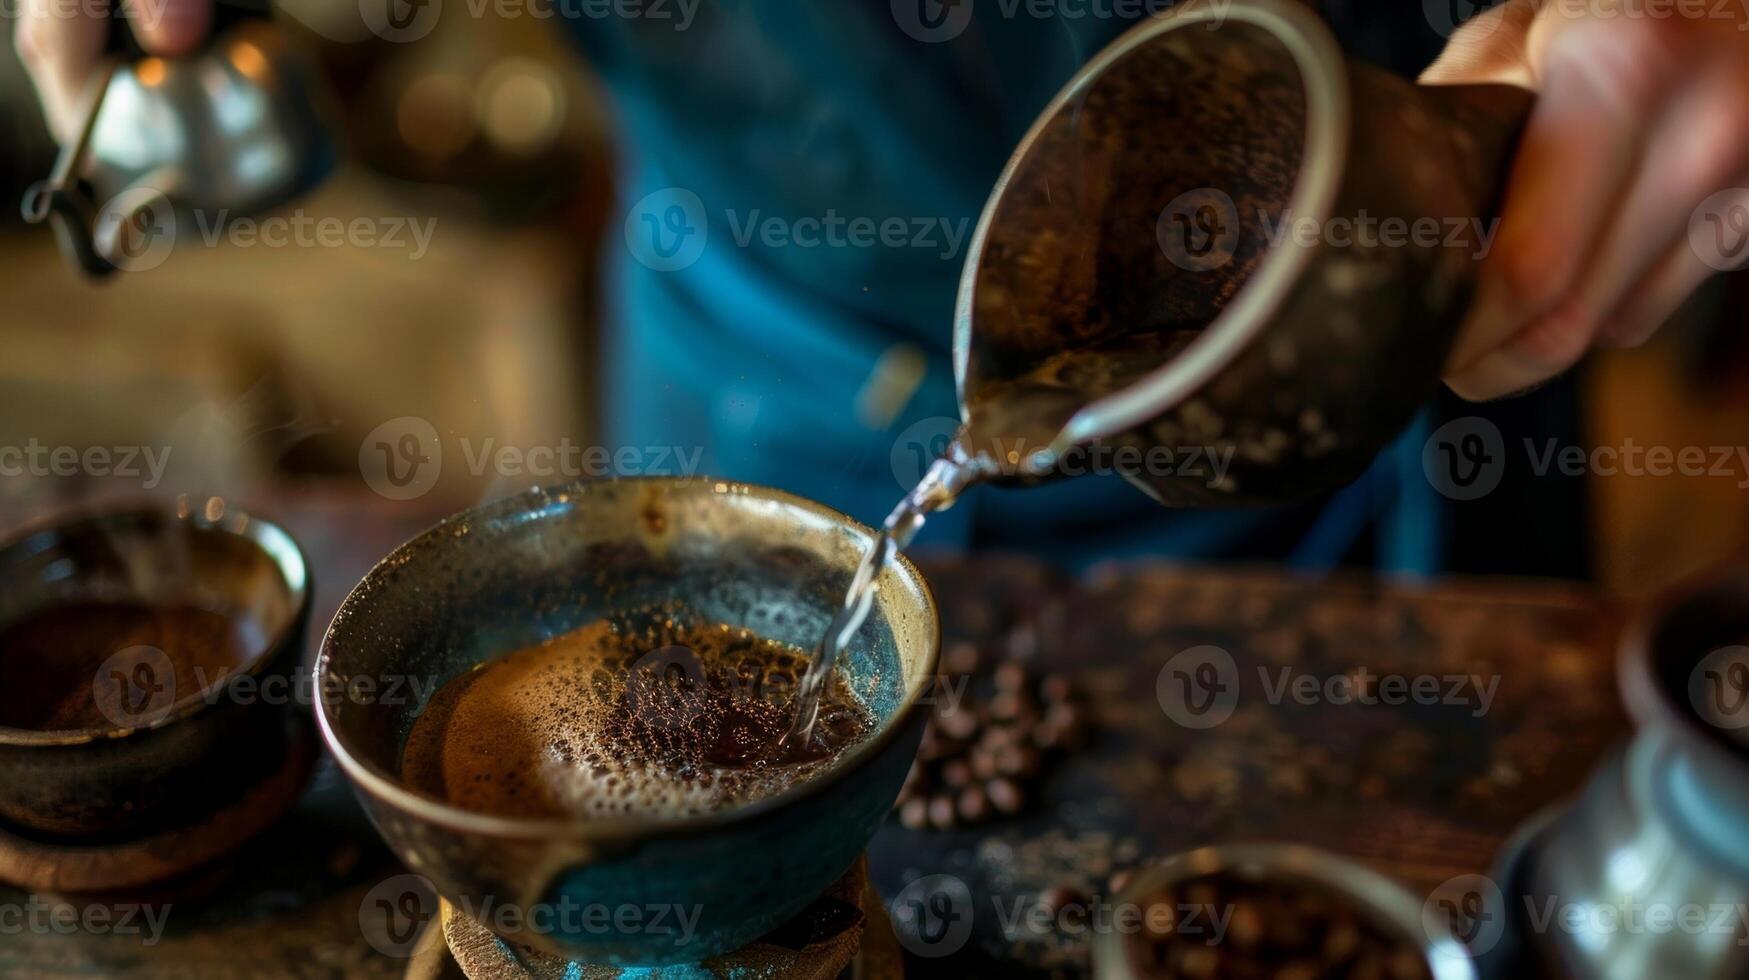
21, 167, 184, 279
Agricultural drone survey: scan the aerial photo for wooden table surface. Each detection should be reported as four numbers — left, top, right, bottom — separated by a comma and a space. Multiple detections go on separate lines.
0, 481, 1630, 978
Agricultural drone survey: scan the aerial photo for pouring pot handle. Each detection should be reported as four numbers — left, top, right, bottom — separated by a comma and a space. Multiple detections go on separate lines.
1416, 81, 1536, 220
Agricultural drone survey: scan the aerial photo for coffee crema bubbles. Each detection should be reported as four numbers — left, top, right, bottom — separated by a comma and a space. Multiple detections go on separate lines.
400, 609, 876, 820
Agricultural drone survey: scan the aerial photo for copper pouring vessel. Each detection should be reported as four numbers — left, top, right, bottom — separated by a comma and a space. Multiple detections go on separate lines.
954, 0, 1532, 504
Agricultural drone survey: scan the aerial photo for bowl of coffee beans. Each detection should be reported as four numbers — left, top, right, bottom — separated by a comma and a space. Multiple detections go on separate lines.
1094, 843, 1476, 980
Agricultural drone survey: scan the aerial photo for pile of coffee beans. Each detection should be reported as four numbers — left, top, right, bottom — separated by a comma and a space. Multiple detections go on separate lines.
894, 639, 1088, 830
1127, 871, 1432, 980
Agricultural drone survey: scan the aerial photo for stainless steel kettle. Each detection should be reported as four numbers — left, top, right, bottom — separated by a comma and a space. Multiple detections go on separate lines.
21, 4, 334, 277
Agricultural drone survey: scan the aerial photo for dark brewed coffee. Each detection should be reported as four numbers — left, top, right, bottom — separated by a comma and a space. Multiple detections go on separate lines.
0, 599, 267, 731
959, 329, 1201, 463
400, 609, 876, 819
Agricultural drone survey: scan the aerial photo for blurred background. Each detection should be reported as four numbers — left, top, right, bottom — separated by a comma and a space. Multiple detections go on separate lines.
0, 0, 616, 519
2, 0, 1748, 599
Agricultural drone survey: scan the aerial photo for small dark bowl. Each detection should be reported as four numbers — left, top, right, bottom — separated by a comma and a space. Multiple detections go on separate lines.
0, 499, 311, 840
316, 478, 939, 967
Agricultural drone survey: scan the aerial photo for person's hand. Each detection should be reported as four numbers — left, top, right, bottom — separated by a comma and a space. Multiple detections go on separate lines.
14, 0, 212, 143
1423, 0, 1749, 400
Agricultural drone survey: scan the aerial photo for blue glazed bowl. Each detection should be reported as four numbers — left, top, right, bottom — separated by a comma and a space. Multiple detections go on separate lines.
315, 478, 938, 966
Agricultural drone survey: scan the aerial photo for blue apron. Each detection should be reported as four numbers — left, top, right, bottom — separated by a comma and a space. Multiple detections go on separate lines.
568, 0, 1446, 573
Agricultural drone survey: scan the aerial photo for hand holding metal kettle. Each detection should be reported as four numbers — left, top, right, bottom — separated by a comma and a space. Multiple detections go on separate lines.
18, 1, 334, 277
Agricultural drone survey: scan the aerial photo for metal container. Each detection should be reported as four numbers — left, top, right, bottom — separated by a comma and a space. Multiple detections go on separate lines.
1504, 566, 1749, 978
954, 0, 1530, 504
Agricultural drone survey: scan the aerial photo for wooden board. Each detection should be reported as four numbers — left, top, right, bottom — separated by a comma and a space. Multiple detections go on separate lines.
869, 554, 1627, 978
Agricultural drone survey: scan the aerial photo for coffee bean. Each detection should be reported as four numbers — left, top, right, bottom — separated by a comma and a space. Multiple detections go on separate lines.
896, 612, 1093, 832
978, 724, 1021, 750
956, 785, 990, 824
988, 691, 1038, 724
1107, 869, 1135, 896
986, 777, 1024, 815
970, 746, 1000, 780
943, 641, 982, 675
934, 704, 980, 741
927, 794, 957, 831
994, 743, 1041, 779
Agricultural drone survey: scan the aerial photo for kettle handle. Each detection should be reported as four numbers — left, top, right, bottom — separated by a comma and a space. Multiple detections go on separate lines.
20, 182, 118, 278
20, 63, 120, 278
